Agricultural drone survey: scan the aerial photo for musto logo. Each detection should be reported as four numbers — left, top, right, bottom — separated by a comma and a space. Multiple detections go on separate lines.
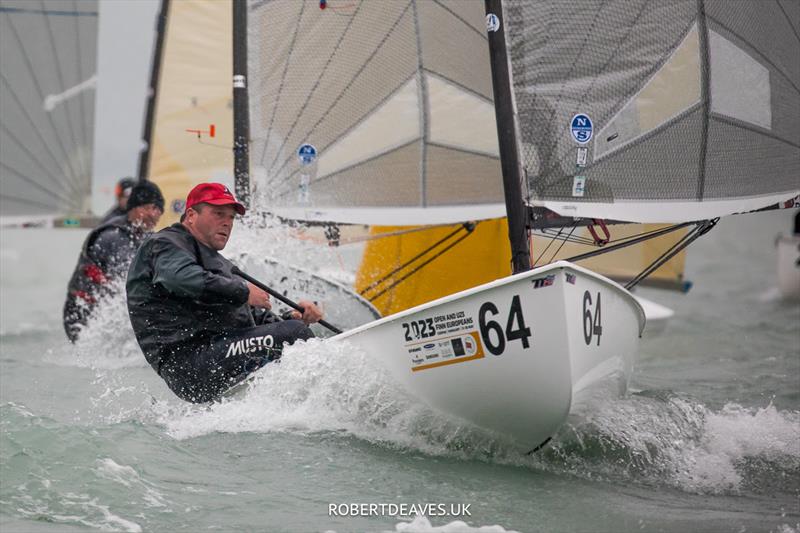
226, 335, 275, 357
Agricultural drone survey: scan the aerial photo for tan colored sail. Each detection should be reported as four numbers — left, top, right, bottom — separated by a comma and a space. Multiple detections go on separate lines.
144, 0, 233, 227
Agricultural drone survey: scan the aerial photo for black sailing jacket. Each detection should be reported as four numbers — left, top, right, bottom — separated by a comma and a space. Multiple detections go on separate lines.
126, 223, 278, 374
65, 214, 148, 306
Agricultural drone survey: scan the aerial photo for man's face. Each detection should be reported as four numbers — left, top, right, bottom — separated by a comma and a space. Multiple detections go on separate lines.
129, 203, 163, 230
186, 204, 236, 250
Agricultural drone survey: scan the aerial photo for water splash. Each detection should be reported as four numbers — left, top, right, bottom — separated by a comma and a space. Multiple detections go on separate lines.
154, 336, 800, 496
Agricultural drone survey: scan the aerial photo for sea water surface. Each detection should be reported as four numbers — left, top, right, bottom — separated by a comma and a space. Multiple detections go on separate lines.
0, 211, 798, 533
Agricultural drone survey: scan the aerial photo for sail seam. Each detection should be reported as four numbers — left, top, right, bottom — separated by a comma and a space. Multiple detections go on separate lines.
710, 114, 800, 150
270, 138, 420, 200
775, 0, 800, 47
430, 0, 487, 41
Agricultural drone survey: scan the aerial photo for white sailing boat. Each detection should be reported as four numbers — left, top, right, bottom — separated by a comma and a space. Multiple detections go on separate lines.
0, 0, 99, 228
142, 0, 799, 451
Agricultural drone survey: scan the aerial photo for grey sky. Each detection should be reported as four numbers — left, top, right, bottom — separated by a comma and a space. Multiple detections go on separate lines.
91, 0, 158, 215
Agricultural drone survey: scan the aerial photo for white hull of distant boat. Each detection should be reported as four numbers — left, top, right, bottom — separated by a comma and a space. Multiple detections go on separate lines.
337, 261, 645, 452
776, 234, 800, 300
634, 295, 674, 336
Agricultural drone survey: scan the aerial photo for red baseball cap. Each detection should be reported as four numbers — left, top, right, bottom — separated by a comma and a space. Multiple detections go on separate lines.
185, 182, 246, 215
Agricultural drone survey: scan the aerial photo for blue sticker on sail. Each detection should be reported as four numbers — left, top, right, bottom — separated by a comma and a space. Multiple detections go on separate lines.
570, 114, 593, 144
297, 143, 317, 165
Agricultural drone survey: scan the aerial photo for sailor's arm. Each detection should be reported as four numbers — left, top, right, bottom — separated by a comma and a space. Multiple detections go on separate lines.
150, 240, 248, 304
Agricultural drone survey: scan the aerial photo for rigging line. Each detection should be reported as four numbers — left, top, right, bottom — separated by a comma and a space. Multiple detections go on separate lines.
360, 223, 470, 297
625, 219, 717, 290
366, 227, 476, 303
2, 13, 84, 198
1, 161, 82, 210
41, 0, 87, 183
546, 224, 577, 265
0, 122, 78, 199
265, 1, 415, 181
0, 81, 83, 199
257, 0, 308, 168
565, 222, 694, 263
0, 192, 61, 211
532, 225, 562, 267
261, 0, 363, 172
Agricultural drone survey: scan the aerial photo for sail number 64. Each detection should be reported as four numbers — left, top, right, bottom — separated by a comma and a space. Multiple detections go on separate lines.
478, 295, 531, 356
583, 290, 602, 346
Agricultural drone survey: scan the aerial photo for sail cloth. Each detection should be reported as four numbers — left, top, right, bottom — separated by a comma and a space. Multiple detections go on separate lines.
142, 0, 234, 228
246, 0, 505, 226
0, 0, 98, 218
504, 0, 800, 223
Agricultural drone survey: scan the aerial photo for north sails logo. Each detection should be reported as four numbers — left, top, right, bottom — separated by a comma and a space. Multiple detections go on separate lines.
226, 334, 275, 357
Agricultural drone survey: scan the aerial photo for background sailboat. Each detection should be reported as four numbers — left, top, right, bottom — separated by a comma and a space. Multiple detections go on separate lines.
0, 0, 99, 227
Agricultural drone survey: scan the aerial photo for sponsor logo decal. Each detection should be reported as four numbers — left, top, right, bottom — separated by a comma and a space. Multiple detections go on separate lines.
486, 13, 499, 32
570, 113, 593, 144
226, 334, 275, 358
531, 274, 555, 289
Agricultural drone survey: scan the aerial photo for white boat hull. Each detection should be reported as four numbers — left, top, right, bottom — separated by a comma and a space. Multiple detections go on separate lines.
338, 261, 644, 451
776, 234, 800, 300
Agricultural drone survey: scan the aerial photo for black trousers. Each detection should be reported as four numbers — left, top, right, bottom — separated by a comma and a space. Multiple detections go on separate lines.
159, 320, 314, 403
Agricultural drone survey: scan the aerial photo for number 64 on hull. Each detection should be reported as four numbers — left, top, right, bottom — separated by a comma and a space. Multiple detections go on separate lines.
338, 261, 645, 452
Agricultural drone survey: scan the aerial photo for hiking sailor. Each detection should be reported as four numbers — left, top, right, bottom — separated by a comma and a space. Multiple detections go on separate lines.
126, 182, 323, 403
63, 181, 165, 342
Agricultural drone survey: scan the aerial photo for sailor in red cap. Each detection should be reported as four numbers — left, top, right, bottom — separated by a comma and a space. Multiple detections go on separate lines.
126, 182, 323, 403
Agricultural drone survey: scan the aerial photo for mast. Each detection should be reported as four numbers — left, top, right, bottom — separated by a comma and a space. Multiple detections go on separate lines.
484, 0, 531, 273
137, 0, 170, 181
232, 0, 251, 206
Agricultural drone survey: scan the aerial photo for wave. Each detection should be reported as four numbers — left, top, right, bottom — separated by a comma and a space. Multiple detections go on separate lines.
154, 339, 800, 496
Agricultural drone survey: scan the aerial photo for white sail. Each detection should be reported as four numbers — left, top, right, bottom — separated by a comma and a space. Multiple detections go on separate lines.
0, 0, 98, 221
246, 0, 504, 226
504, 0, 800, 222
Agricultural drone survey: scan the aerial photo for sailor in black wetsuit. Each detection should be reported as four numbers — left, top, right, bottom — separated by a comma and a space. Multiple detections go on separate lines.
100, 177, 137, 224
126, 182, 323, 403
63, 181, 164, 342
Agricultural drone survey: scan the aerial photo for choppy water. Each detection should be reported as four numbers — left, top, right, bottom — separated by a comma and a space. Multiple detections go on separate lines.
1, 211, 798, 533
